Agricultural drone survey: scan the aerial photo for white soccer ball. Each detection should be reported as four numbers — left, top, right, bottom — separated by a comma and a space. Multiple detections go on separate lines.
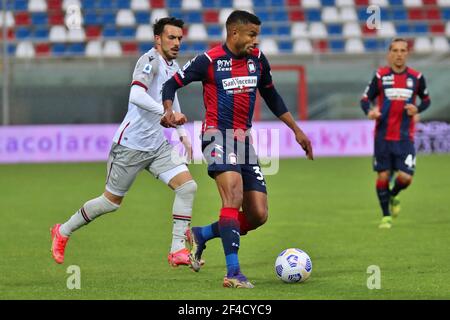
275, 248, 312, 283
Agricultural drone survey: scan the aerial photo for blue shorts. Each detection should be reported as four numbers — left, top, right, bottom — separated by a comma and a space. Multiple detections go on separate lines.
201, 133, 267, 194
373, 139, 416, 176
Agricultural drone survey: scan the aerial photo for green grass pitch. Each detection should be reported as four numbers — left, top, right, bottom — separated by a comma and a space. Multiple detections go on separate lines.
1, 155, 449, 300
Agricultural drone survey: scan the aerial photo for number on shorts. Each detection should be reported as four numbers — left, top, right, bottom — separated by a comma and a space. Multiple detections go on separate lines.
253, 166, 264, 181
404, 154, 416, 168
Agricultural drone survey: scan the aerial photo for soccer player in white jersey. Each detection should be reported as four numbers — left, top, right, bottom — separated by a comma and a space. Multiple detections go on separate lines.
50, 17, 201, 271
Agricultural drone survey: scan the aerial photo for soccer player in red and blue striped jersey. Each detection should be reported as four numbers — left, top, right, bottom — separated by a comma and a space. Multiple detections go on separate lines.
162, 10, 313, 288
360, 38, 430, 229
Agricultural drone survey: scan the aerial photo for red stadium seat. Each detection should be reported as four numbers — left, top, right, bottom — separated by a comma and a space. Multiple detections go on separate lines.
354, 0, 369, 5
287, 0, 301, 5
85, 26, 102, 39
422, 0, 437, 4
122, 42, 139, 55
14, 12, 31, 26
49, 12, 64, 25
430, 22, 445, 34
150, 0, 165, 8
289, 10, 305, 22
361, 24, 377, 35
426, 8, 441, 20
7, 28, 15, 40
313, 40, 328, 53
48, 0, 62, 11
203, 10, 219, 23
35, 43, 51, 57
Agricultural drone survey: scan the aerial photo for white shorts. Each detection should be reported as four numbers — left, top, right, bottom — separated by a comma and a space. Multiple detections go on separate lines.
105, 141, 188, 196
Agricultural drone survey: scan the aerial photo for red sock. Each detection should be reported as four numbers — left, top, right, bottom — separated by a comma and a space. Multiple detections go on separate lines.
238, 211, 252, 235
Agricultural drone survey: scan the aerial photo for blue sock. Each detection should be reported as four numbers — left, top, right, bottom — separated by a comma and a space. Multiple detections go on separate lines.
219, 208, 241, 276
199, 222, 220, 242
376, 179, 391, 217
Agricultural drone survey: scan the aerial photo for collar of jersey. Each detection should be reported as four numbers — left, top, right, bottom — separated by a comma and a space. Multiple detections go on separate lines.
222, 43, 248, 60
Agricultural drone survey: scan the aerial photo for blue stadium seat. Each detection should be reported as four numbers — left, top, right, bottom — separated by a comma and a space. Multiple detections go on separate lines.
184, 12, 202, 23
279, 41, 293, 52
412, 24, 428, 34
32, 13, 48, 26
218, 0, 233, 7
7, 44, 15, 56
139, 42, 154, 54
392, 9, 408, 21
442, 9, 450, 20
396, 24, 411, 35
254, 9, 270, 22
253, 0, 267, 6
207, 25, 222, 37
329, 40, 345, 52
191, 42, 208, 52
261, 25, 274, 36
15, 27, 31, 40
119, 27, 136, 38
117, 0, 131, 9
305, 10, 322, 22
202, 0, 216, 8
272, 11, 288, 22
389, 0, 403, 5
167, 0, 182, 8
101, 12, 116, 25
84, 13, 100, 25
34, 28, 49, 40
13, 0, 28, 11
99, 0, 115, 9
357, 9, 369, 23
321, 0, 335, 6
270, 0, 285, 6
364, 39, 380, 52
327, 24, 343, 35
103, 26, 119, 38
82, 0, 96, 9
276, 26, 291, 37
67, 43, 86, 56
52, 44, 66, 56
135, 12, 150, 24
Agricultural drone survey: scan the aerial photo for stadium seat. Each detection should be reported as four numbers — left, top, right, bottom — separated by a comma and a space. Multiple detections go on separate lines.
190, 42, 208, 52
259, 38, 279, 55
119, 27, 136, 39
442, 8, 450, 21
15, 27, 31, 39
13, 0, 28, 11
62, 0, 81, 11
309, 22, 328, 38
279, 41, 293, 52
103, 40, 123, 57
187, 24, 208, 41
67, 28, 86, 42
16, 41, 36, 58
49, 25, 67, 42
329, 39, 345, 52
85, 26, 102, 39
437, 0, 450, 5
322, 7, 341, 23
345, 38, 364, 53
131, 0, 150, 10
207, 25, 222, 38
233, 0, 253, 9
135, 11, 150, 24
430, 23, 445, 35
14, 12, 31, 26
403, 0, 422, 6
85, 40, 103, 57
293, 39, 313, 54
117, 0, 132, 9
49, 11, 64, 25
289, 10, 305, 21
327, 24, 343, 36
432, 37, 450, 52
122, 41, 139, 55
103, 26, 119, 38
202, 0, 216, 8
369, 0, 389, 7
219, 8, 235, 24
183, 0, 202, 9
414, 37, 432, 53
101, 12, 116, 26
0, 11, 15, 27
136, 24, 155, 41
52, 43, 66, 56
34, 27, 50, 40
291, 22, 309, 38
116, 9, 136, 26
139, 42, 153, 53
183, 11, 202, 23
36, 43, 51, 56
150, 9, 169, 24
302, 0, 321, 8
203, 10, 219, 23
48, 0, 62, 11
28, 0, 47, 12
340, 7, 357, 22
377, 21, 396, 37
67, 42, 86, 55
305, 9, 322, 22
343, 22, 361, 37
336, 0, 355, 5
150, 0, 166, 8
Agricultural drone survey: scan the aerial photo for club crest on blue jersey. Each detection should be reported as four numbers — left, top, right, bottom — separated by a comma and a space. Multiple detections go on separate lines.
247, 59, 256, 73
407, 78, 414, 88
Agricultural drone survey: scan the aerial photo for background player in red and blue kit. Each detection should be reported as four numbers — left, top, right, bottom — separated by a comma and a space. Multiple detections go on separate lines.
360, 38, 431, 229
161, 10, 313, 288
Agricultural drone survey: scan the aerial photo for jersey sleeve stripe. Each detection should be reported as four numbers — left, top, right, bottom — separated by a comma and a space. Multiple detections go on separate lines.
174, 73, 184, 87
131, 80, 148, 91
204, 52, 212, 62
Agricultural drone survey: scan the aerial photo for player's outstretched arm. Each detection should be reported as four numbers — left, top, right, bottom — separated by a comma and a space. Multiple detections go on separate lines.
278, 112, 314, 160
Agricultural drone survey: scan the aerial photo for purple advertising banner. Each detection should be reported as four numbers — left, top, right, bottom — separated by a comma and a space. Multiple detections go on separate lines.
0, 121, 376, 164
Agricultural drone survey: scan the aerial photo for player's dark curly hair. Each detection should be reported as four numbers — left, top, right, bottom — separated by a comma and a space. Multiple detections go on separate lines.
153, 17, 184, 36
225, 10, 261, 30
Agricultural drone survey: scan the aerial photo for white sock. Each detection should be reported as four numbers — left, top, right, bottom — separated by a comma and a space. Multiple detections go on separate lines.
171, 217, 190, 253
59, 194, 120, 237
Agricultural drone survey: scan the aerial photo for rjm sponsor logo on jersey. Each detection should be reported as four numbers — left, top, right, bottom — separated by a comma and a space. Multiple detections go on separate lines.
217, 59, 232, 72
222, 76, 257, 90
385, 88, 413, 101
382, 75, 394, 85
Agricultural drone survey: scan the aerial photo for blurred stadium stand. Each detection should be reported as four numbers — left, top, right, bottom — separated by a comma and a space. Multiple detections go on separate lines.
1, 0, 450, 124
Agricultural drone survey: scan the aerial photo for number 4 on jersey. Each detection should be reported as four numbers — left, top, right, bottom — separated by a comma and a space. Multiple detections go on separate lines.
404, 154, 416, 169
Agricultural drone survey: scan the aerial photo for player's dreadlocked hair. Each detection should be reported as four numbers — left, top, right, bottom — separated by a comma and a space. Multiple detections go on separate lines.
153, 17, 184, 36
225, 10, 261, 31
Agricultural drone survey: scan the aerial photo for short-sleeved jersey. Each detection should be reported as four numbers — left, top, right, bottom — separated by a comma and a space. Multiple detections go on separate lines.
361, 66, 430, 141
112, 48, 181, 151
172, 44, 274, 132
